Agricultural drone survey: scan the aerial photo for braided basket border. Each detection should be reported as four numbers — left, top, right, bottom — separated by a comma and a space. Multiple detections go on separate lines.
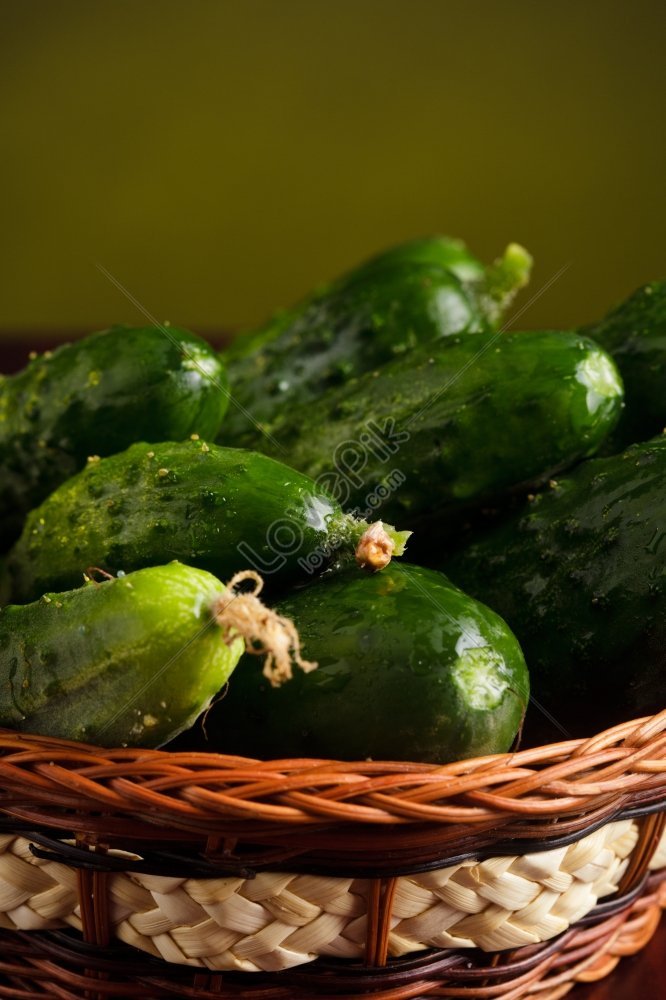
0, 711, 664, 860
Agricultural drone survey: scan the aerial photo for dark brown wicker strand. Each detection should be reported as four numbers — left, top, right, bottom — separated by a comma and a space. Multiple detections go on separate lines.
364, 877, 398, 967
15, 797, 666, 881
616, 809, 666, 895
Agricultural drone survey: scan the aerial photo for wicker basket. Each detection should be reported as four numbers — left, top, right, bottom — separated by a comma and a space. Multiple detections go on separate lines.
0, 709, 665, 999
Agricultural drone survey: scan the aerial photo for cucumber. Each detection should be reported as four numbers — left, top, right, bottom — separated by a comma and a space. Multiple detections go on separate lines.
8, 438, 410, 604
255, 331, 623, 527
0, 563, 245, 748
0, 325, 229, 546
445, 437, 666, 739
584, 281, 666, 450
221, 238, 532, 448
201, 563, 529, 763
349, 237, 533, 318
225, 236, 530, 367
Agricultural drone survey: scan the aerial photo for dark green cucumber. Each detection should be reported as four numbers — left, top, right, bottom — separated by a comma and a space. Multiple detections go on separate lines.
348, 237, 533, 318
224, 236, 530, 366
0, 325, 228, 546
583, 281, 666, 450
203, 563, 529, 763
8, 438, 410, 604
221, 238, 531, 448
256, 331, 623, 526
445, 437, 666, 739
0, 563, 245, 748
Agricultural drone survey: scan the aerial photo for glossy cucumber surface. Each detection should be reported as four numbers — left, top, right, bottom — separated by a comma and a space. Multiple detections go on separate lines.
344, 237, 531, 307
445, 437, 666, 738
355, 237, 533, 330
205, 563, 529, 763
256, 331, 624, 526
584, 281, 666, 450
8, 439, 408, 603
220, 238, 531, 448
224, 235, 488, 370
0, 325, 228, 545
0, 563, 243, 748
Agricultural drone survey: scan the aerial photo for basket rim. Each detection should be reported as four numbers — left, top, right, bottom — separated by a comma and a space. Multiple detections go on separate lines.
1, 710, 665, 835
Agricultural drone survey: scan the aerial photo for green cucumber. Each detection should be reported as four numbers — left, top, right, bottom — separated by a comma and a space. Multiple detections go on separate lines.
8, 438, 410, 604
445, 437, 666, 738
221, 238, 532, 448
583, 281, 666, 450
0, 563, 245, 748
0, 325, 229, 546
203, 563, 529, 763
349, 237, 533, 319
255, 330, 623, 527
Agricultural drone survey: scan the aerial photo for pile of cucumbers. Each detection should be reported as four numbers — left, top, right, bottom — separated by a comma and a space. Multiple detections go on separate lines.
1, 236, 664, 759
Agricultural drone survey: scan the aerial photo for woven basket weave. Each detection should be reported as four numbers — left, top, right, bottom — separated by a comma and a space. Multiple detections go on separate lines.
0, 708, 665, 998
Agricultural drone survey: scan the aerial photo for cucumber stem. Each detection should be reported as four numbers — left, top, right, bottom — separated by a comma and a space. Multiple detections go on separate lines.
483, 242, 533, 321
211, 570, 317, 688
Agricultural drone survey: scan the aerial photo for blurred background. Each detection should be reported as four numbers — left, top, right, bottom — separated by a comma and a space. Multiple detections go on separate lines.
1, 0, 664, 354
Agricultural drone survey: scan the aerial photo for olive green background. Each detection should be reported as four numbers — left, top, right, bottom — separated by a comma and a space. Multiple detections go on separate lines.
1, 0, 664, 339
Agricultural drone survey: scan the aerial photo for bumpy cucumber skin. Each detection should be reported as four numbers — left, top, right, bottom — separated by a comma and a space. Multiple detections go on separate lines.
0, 563, 243, 748
206, 563, 528, 763
221, 260, 489, 448
584, 281, 666, 450
258, 331, 623, 525
0, 325, 228, 545
445, 438, 666, 738
8, 439, 365, 603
